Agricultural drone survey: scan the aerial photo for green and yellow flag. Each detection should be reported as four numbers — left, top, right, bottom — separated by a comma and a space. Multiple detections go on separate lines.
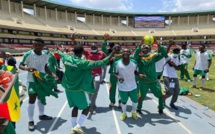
32, 71, 58, 105
0, 74, 20, 122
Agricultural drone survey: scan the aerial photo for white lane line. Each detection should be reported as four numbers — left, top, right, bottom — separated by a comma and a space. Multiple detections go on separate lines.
147, 94, 193, 134
47, 101, 68, 134
105, 79, 122, 134
172, 30, 176, 35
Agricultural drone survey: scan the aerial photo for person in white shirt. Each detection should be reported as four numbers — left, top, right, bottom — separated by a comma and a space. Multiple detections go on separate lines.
156, 57, 166, 82
199, 49, 211, 81
19, 38, 58, 131
152, 44, 166, 82
113, 48, 145, 121
163, 48, 181, 110
180, 44, 193, 82
154, 44, 172, 82
192, 44, 212, 90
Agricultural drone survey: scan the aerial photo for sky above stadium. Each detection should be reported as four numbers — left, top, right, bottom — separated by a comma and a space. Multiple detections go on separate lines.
51, 0, 215, 12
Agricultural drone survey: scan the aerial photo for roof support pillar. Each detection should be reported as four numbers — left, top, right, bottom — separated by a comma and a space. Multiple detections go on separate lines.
178, 16, 180, 26
118, 16, 120, 26
126, 16, 128, 26
0, 0, 3, 10
65, 10, 67, 23
8, 0, 11, 14
44, 6, 47, 20
75, 12, 77, 24
110, 16, 112, 26
55, 8, 58, 21
197, 15, 199, 25
101, 15, 103, 26
84, 13, 86, 23
169, 16, 171, 26
21, 1, 24, 17
34, 4, 37, 18
187, 15, 189, 25
93, 14, 95, 25
207, 14, 209, 24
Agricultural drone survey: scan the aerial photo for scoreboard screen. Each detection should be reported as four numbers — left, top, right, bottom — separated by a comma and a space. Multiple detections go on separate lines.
134, 16, 165, 28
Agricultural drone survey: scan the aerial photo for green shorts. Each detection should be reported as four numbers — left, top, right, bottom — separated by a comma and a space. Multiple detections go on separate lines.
181, 63, 189, 69
65, 90, 91, 110
27, 82, 37, 94
193, 69, 206, 77
119, 89, 138, 104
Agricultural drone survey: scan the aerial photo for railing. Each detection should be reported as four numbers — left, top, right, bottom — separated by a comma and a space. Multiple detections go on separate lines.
11, 53, 25, 57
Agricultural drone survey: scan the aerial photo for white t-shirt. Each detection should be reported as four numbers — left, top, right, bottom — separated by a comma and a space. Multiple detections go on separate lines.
113, 59, 137, 91
180, 49, 192, 64
21, 50, 49, 82
194, 51, 211, 71
163, 54, 181, 78
155, 57, 166, 73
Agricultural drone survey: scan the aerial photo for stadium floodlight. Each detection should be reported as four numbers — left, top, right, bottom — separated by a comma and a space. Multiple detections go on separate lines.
77, 17, 85, 22
165, 20, 172, 25
121, 20, 127, 25
23, 8, 34, 15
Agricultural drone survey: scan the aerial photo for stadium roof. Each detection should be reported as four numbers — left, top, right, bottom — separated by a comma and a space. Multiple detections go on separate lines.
11, 0, 215, 17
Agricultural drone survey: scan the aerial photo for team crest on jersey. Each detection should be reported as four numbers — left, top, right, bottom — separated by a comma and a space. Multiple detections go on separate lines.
29, 88, 33, 92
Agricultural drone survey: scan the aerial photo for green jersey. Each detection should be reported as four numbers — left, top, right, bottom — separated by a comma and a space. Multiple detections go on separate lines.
47, 52, 59, 73
180, 49, 193, 64
134, 45, 167, 83
101, 40, 122, 74
59, 52, 109, 93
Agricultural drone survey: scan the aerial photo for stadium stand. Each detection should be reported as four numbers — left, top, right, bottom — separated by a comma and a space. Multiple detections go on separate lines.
0, 0, 214, 47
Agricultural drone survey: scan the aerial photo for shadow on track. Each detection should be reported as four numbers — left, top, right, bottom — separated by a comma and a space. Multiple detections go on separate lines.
35, 117, 67, 133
